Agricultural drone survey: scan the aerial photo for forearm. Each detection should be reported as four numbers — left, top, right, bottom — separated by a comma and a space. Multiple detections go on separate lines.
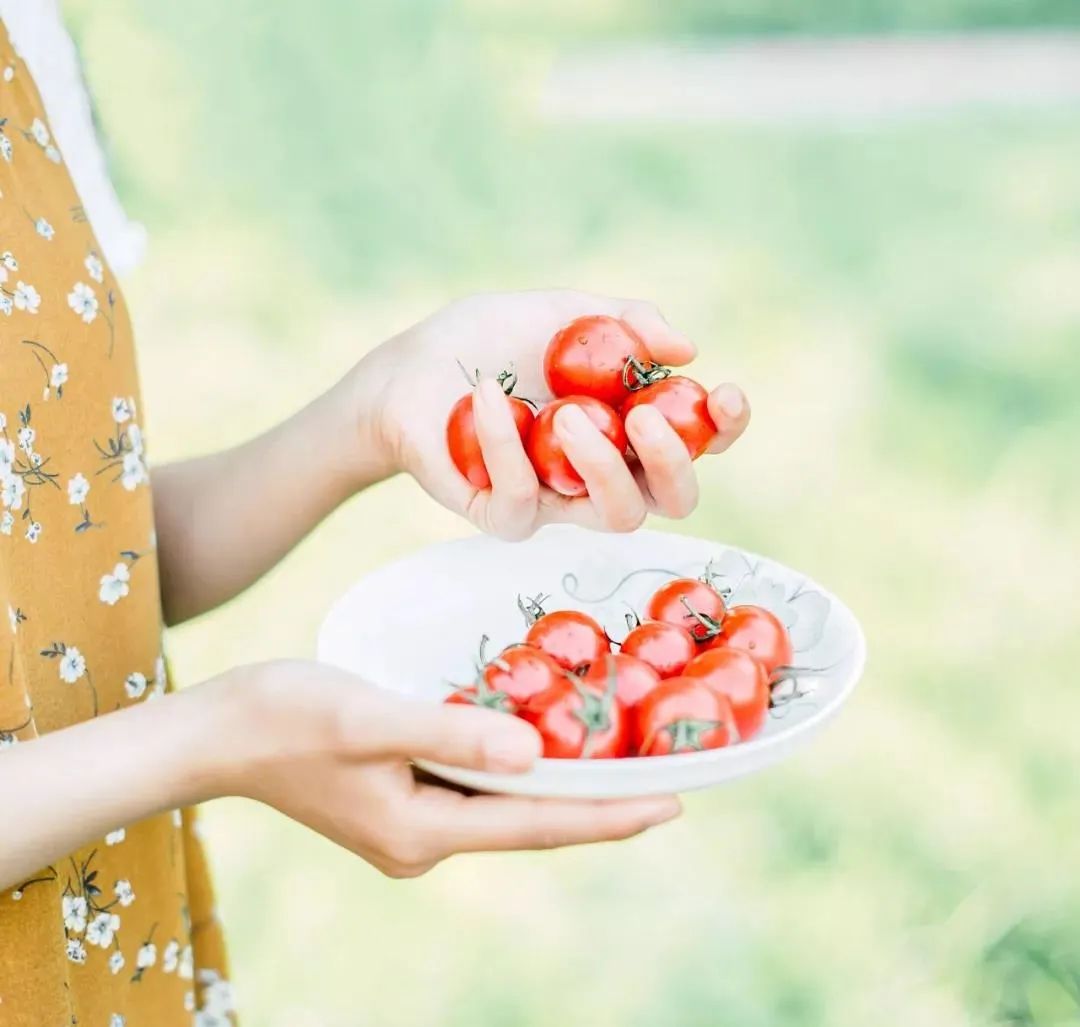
153, 372, 394, 625
0, 684, 231, 891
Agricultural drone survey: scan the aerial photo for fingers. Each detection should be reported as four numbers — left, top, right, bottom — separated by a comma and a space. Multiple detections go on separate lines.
554, 404, 646, 533
472, 378, 540, 540
624, 405, 698, 518
340, 688, 542, 773
706, 383, 751, 454
618, 299, 696, 367
417, 790, 683, 857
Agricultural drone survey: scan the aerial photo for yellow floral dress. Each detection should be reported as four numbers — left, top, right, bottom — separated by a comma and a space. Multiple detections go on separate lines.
0, 21, 234, 1027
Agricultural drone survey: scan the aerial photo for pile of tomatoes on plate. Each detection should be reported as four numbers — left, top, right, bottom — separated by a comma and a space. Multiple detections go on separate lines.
446, 315, 718, 496
445, 568, 796, 759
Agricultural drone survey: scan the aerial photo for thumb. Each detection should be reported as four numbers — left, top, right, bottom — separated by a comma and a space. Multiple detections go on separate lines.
342, 687, 542, 773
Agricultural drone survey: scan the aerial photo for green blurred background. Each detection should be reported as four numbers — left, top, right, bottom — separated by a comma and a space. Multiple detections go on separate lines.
64, 1, 1080, 1024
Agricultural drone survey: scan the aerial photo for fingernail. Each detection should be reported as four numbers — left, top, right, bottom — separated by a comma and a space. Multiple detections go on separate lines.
475, 377, 504, 408
627, 404, 668, 442
714, 383, 745, 421
553, 403, 591, 438
642, 797, 682, 826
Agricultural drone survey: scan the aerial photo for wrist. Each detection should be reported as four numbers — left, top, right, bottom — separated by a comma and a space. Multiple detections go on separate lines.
330, 347, 401, 493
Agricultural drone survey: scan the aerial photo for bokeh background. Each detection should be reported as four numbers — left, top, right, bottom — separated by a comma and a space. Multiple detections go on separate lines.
63, 1, 1080, 1024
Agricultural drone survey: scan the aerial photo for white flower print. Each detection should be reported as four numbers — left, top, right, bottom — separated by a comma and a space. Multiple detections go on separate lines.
65, 938, 87, 964
67, 472, 89, 505
0, 252, 16, 272
0, 437, 13, 469
30, 118, 50, 146
24, 520, 41, 544
136, 941, 157, 970
99, 563, 131, 605
67, 282, 98, 324
0, 511, 13, 535
13, 281, 40, 313
109, 950, 126, 975
35, 217, 54, 241
195, 1012, 231, 1027
1, 473, 25, 511
62, 894, 88, 933
86, 911, 120, 948
58, 646, 86, 683
7, 605, 19, 633
0, 135, 11, 162
155, 656, 167, 692
2, 65, 12, 82
121, 451, 148, 491
163, 939, 180, 973
45, 144, 62, 164
85, 252, 104, 283
171, 808, 182, 828
110, 1015, 126, 1027
16, 426, 34, 453
0, 732, 16, 749
111, 396, 133, 424
197, 972, 237, 1019
0, 294, 11, 316
178, 944, 194, 980
185, 991, 196, 1012
114, 878, 135, 907
105, 828, 126, 846
51, 362, 69, 391
128, 423, 144, 457
124, 672, 147, 699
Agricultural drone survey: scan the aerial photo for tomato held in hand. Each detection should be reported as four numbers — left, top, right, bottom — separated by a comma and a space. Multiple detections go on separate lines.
702, 605, 793, 676
581, 652, 661, 709
682, 648, 769, 741
522, 674, 630, 759
634, 676, 736, 756
544, 315, 653, 406
482, 644, 565, 706
523, 603, 611, 672
446, 391, 535, 490
525, 396, 628, 497
620, 621, 697, 679
622, 376, 717, 460
645, 578, 726, 642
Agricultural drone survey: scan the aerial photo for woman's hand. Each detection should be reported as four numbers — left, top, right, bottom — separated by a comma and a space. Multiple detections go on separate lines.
349, 290, 750, 541
217, 660, 681, 878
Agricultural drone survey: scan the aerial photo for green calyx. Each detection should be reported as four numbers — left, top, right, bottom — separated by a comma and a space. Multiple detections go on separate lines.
678, 595, 724, 640
623, 355, 672, 392
571, 656, 618, 758
664, 718, 725, 753
517, 592, 550, 627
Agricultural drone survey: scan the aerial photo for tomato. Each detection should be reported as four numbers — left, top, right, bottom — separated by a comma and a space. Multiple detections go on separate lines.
581, 652, 661, 709
544, 315, 654, 406
702, 605, 793, 676
443, 682, 514, 714
521, 674, 630, 759
622, 376, 716, 460
644, 578, 726, 642
620, 621, 697, 679
524, 607, 611, 672
482, 644, 565, 706
634, 676, 736, 756
682, 648, 769, 741
446, 391, 535, 490
525, 396, 628, 497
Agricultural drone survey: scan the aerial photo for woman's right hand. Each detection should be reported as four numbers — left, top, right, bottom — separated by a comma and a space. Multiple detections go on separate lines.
212, 660, 681, 878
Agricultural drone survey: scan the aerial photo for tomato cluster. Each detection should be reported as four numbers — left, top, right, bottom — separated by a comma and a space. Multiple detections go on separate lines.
445, 570, 795, 760
446, 316, 718, 496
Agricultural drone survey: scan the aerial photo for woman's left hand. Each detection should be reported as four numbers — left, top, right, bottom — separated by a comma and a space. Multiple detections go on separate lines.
345, 289, 750, 541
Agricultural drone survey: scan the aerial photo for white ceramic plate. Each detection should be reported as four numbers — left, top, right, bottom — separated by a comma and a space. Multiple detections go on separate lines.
317, 525, 866, 798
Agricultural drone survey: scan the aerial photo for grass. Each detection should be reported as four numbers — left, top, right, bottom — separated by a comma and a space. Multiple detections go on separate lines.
62, 1, 1080, 1024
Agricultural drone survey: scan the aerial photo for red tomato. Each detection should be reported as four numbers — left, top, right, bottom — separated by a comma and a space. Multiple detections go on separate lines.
645, 578, 726, 642
525, 396, 628, 497
622, 376, 717, 460
482, 645, 565, 706
544, 315, 653, 406
522, 675, 630, 759
620, 621, 697, 679
524, 608, 611, 672
702, 605, 793, 676
682, 648, 769, 741
443, 684, 514, 714
446, 392, 535, 490
634, 676, 736, 756
581, 652, 661, 709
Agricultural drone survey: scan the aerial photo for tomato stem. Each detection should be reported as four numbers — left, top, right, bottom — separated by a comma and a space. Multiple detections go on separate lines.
678, 595, 724, 640
517, 592, 550, 627
656, 718, 726, 753
570, 664, 617, 758
622, 355, 672, 392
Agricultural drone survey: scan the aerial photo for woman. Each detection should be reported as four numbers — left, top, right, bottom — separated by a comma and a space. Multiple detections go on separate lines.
0, 8, 750, 1026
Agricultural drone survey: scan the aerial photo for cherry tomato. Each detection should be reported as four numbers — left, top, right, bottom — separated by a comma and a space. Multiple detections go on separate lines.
446, 392, 535, 490
524, 608, 611, 672
620, 621, 697, 679
443, 683, 514, 714
634, 676, 736, 756
682, 648, 769, 740
702, 605, 793, 676
521, 674, 630, 759
544, 315, 653, 406
622, 376, 717, 460
581, 652, 661, 709
645, 578, 726, 642
482, 644, 565, 706
525, 396, 628, 497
